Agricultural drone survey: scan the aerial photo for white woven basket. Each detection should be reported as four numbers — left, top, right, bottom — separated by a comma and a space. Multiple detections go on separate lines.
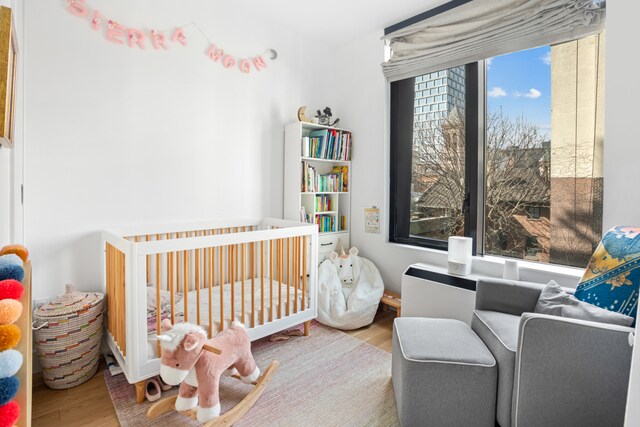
33, 284, 104, 390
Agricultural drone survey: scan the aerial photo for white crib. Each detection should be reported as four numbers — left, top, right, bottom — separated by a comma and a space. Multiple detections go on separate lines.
102, 218, 317, 389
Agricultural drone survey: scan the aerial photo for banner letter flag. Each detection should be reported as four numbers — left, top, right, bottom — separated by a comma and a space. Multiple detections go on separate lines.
106, 20, 126, 44
150, 30, 168, 50
67, 0, 89, 17
65, 1, 276, 74
172, 28, 187, 46
128, 28, 146, 49
239, 59, 251, 73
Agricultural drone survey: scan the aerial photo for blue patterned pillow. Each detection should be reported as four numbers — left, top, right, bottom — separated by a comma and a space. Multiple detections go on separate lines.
574, 226, 640, 325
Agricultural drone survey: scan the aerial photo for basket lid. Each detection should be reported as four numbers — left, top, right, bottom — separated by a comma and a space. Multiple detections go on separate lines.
34, 284, 103, 318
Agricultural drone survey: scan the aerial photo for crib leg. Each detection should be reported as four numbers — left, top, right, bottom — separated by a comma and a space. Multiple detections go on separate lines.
303, 321, 310, 337
135, 380, 146, 404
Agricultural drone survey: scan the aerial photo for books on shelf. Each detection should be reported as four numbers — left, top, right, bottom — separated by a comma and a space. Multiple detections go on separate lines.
315, 214, 336, 233
302, 129, 351, 161
300, 207, 312, 224
315, 195, 333, 212
301, 162, 349, 193
339, 215, 347, 232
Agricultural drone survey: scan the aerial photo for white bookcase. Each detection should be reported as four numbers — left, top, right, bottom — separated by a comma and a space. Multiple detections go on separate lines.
284, 121, 351, 263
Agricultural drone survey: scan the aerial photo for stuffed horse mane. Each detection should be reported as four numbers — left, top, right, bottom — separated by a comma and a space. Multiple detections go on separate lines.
156, 321, 207, 352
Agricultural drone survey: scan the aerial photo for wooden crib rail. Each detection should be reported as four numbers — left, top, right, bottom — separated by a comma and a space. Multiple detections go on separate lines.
130, 223, 316, 256
106, 218, 262, 240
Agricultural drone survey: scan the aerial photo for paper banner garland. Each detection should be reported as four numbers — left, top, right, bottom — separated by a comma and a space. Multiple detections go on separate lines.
66, 0, 275, 74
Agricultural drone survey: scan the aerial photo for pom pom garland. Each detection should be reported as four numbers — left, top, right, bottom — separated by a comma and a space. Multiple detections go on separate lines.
0, 265, 23, 283
0, 351, 22, 379
0, 377, 17, 406
0, 400, 19, 427
0, 281, 23, 301
0, 246, 28, 263
0, 326, 19, 352
0, 301, 21, 326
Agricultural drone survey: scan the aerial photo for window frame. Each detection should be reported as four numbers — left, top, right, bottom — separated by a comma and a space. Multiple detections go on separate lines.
389, 63, 483, 254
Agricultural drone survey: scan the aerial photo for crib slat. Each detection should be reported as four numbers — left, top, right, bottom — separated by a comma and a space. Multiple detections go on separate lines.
278, 239, 283, 319
195, 232, 201, 325
269, 239, 274, 322
209, 230, 214, 339
302, 236, 307, 310
169, 236, 175, 324
230, 244, 235, 323
251, 242, 255, 328
220, 239, 225, 331
294, 236, 299, 313
241, 242, 246, 325
155, 235, 162, 356
287, 238, 291, 316
260, 240, 265, 325
183, 236, 189, 323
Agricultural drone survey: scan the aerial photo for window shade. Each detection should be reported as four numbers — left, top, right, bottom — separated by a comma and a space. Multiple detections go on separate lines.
382, 0, 605, 82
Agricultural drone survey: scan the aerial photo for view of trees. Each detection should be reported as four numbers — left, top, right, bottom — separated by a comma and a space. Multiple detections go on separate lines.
411, 111, 551, 261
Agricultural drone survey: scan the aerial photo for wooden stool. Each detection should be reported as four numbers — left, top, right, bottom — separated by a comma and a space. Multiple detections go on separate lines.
380, 290, 401, 317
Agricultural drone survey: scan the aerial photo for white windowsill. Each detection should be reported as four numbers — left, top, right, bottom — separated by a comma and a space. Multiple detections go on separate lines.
386, 240, 584, 284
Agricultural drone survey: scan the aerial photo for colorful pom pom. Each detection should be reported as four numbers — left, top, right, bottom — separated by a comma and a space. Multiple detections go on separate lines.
0, 255, 21, 268
0, 265, 23, 283
0, 246, 28, 263
0, 326, 19, 352
0, 351, 22, 379
0, 377, 17, 406
0, 281, 23, 301
0, 301, 21, 325
0, 400, 19, 427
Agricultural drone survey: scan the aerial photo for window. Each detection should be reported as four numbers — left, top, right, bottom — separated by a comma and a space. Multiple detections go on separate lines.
390, 33, 605, 268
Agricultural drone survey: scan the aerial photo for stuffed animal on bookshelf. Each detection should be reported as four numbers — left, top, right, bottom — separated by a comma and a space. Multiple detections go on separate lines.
156, 320, 260, 423
315, 107, 340, 127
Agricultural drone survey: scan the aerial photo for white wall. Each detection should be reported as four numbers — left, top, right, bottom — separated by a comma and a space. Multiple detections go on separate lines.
607, 1, 640, 424
23, 0, 334, 301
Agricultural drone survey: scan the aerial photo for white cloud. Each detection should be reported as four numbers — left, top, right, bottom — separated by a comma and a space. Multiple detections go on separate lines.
524, 88, 542, 99
486, 57, 494, 68
540, 51, 551, 65
487, 86, 506, 98
514, 88, 542, 99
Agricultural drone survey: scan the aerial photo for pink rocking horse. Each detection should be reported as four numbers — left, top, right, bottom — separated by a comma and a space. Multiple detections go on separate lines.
147, 319, 279, 425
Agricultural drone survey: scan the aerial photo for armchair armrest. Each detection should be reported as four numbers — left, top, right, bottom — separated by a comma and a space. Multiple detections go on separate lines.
475, 278, 545, 316
512, 313, 633, 427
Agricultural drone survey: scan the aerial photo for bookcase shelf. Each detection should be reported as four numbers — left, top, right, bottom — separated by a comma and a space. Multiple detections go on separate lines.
284, 121, 352, 263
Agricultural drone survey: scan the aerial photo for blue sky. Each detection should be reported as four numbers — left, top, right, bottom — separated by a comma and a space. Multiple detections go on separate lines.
486, 45, 551, 139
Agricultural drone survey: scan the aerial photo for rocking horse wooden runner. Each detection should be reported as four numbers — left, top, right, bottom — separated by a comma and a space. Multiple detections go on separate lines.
147, 319, 278, 425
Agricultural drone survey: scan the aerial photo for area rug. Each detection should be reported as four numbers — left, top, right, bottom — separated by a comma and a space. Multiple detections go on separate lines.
104, 321, 399, 426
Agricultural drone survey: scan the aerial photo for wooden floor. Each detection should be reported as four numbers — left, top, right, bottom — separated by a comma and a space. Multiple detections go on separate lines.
32, 310, 396, 426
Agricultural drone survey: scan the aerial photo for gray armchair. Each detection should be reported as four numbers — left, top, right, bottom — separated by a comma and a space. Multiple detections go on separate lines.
472, 278, 634, 427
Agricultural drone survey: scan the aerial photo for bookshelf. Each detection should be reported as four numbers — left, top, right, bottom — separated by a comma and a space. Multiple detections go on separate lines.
284, 121, 351, 263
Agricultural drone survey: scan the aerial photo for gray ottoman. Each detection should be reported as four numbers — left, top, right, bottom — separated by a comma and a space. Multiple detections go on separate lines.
392, 318, 497, 427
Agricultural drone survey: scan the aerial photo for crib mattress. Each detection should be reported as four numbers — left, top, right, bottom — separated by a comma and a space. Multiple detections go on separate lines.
146, 278, 308, 359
